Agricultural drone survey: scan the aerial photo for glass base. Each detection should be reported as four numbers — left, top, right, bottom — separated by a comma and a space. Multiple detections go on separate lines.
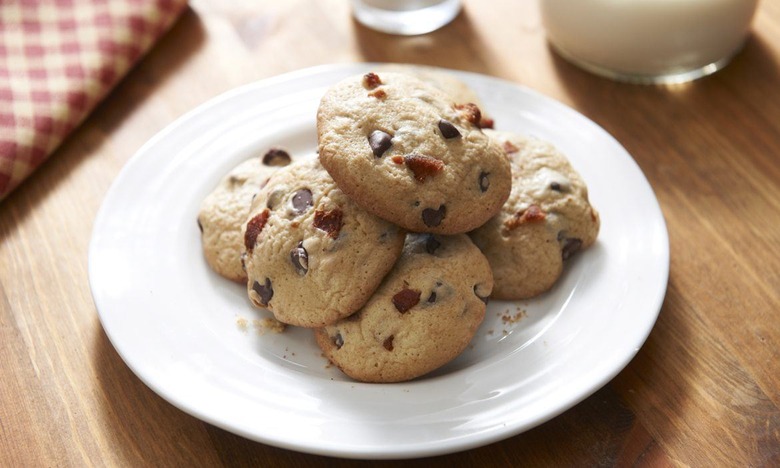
351, 0, 462, 36
549, 42, 744, 85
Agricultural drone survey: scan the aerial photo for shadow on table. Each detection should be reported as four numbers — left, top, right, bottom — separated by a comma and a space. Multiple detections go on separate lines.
93, 323, 239, 465
545, 30, 779, 171
0, 7, 205, 233
546, 32, 780, 465
351, 7, 503, 78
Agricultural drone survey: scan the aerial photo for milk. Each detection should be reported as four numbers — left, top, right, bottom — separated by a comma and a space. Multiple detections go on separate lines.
540, 0, 759, 83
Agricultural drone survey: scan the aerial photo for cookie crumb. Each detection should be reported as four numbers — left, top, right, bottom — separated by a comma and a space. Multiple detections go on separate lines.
501, 309, 527, 325
236, 317, 249, 332
252, 318, 286, 335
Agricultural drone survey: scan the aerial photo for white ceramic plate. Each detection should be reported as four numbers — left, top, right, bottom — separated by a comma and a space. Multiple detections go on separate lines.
89, 64, 668, 459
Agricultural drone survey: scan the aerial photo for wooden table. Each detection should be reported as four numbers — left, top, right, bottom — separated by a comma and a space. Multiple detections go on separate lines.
2, 0, 779, 465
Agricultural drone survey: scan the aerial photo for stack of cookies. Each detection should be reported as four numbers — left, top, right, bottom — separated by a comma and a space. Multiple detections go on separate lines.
197, 69, 600, 383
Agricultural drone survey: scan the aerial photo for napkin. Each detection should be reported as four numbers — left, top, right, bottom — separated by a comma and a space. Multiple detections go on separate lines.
0, 0, 188, 201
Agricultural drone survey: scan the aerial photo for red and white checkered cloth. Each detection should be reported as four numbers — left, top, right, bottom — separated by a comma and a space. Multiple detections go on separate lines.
0, 0, 187, 201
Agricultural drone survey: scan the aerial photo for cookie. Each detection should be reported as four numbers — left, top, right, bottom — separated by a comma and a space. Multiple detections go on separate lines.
376, 64, 495, 128
198, 148, 292, 282
315, 233, 493, 383
242, 157, 406, 328
469, 131, 600, 299
317, 71, 511, 234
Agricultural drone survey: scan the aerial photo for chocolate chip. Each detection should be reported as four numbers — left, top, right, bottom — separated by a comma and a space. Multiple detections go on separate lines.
405, 154, 445, 182
368, 130, 392, 157
313, 208, 344, 239
290, 241, 308, 275
473, 284, 489, 304
479, 171, 490, 192
262, 148, 292, 166
291, 189, 313, 214
427, 291, 437, 303
425, 234, 441, 254
252, 278, 273, 306
196, 217, 203, 233
383, 335, 395, 351
562, 238, 583, 260
438, 119, 461, 139
422, 205, 446, 227
333, 333, 344, 349
244, 209, 270, 252
392, 286, 421, 313
550, 181, 562, 192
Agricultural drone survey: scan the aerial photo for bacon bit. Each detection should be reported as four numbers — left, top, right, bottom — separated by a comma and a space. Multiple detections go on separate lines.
392, 285, 421, 313
405, 154, 445, 182
368, 89, 387, 99
313, 208, 344, 239
363, 72, 382, 89
479, 117, 495, 129
502, 140, 520, 155
503, 205, 546, 231
244, 209, 270, 252
391, 155, 404, 164
454, 103, 482, 126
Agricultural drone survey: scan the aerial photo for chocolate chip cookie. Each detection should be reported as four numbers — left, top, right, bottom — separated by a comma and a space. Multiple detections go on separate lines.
317, 72, 511, 234
469, 131, 600, 299
315, 233, 493, 383
198, 148, 292, 282
242, 157, 405, 328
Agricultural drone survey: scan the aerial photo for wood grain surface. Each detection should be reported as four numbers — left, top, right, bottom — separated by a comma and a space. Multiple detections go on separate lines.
2, 0, 779, 466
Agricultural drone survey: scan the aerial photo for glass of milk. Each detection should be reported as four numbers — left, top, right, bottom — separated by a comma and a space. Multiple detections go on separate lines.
539, 0, 760, 84
351, 0, 462, 35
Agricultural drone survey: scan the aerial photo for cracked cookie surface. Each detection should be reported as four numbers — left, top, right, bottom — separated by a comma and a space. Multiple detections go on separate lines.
242, 156, 405, 328
198, 148, 291, 282
315, 233, 493, 383
317, 72, 511, 234
376, 64, 495, 128
469, 131, 600, 299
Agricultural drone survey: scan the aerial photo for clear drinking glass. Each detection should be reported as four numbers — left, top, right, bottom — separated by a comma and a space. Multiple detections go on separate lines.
540, 0, 760, 84
351, 0, 462, 35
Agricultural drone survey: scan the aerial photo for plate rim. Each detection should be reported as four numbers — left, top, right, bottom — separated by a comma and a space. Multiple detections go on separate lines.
89, 63, 669, 459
